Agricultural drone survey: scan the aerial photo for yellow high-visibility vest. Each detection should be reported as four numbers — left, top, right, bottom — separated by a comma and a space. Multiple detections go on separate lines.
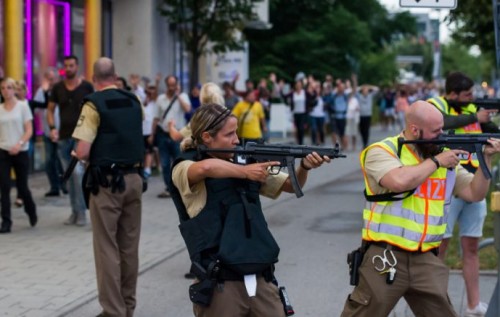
360, 136, 456, 252
428, 96, 481, 168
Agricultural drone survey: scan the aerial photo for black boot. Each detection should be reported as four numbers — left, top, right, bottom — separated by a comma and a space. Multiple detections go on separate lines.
0, 223, 11, 234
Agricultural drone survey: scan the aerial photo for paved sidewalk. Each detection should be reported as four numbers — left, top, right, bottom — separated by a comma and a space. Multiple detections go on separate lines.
0, 126, 498, 317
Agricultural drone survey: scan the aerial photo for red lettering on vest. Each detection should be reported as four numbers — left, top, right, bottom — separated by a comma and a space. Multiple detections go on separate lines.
463, 122, 481, 132
414, 178, 446, 200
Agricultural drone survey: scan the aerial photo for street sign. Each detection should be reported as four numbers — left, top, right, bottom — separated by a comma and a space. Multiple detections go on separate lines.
400, 0, 457, 9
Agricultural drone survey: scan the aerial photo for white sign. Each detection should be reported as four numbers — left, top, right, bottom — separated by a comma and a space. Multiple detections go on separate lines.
400, 0, 457, 9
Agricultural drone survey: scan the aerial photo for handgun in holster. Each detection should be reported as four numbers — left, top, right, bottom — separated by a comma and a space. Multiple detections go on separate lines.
347, 247, 364, 286
188, 261, 219, 307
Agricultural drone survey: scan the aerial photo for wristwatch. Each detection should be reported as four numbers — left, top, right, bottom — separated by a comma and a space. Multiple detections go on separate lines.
430, 156, 440, 169
18, 140, 25, 146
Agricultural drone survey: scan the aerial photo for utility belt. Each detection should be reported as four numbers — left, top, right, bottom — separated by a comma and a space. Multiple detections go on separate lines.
189, 261, 294, 315
99, 164, 142, 176
347, 240, 439, 287
83, 163, 145, 207
366, 240, 439, 256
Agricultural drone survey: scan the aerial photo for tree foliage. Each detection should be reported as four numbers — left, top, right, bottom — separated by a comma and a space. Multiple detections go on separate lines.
245, 0, 417, 85
158, 0, 259, 86
447, 0, 495, 59
441, 41, 493, 81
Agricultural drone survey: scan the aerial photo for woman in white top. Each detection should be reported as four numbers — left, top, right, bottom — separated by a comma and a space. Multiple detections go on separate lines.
308, 82, 326, 145
142, 85, 159, 178
0, 78, 37, 233
345, 94, 360, 151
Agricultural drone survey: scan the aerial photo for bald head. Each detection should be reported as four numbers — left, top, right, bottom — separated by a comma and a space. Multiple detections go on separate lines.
93, 57, 116, 83
405, 100, 442, 128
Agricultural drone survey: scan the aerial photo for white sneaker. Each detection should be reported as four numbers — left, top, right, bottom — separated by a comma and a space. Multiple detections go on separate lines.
464, 302, 488, 317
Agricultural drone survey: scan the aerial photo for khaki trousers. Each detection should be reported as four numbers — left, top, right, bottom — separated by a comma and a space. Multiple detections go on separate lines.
90, 174, 142, 317
193, 277, 285, 317
341, 244, 458, 317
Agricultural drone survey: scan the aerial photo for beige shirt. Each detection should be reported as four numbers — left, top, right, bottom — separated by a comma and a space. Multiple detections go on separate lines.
364, 145, 473, 196
172, 160, 288, 218
72, 86, 144, 142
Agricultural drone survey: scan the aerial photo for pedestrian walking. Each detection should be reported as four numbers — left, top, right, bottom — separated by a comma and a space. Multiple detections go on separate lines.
72, 57, 145, 317
149, 75, 191, 198
47, 55, 94, 226
0, 78, 37, 233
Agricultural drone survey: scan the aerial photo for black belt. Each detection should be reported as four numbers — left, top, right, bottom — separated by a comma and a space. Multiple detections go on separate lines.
217, 266, 274, 282
99, 165, 141, 175
366, 241, 439, 256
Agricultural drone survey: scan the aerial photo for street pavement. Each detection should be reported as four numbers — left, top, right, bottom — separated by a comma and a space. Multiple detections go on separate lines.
0, 125, 498, 317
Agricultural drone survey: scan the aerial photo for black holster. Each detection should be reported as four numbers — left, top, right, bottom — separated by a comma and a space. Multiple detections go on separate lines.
347, 246, 365, 286
188, 261, 220, 307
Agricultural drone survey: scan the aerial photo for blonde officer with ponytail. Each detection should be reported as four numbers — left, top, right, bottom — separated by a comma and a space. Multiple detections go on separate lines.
341, 101, 500, 317
428, 72, 499, 316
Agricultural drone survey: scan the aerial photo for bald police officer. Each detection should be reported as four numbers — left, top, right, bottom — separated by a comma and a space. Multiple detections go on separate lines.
73, 57, 144, 317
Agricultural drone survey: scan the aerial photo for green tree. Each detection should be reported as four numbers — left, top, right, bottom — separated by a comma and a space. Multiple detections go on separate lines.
447, 0, 495, 60
158, 0, 258, 86
441, 41, 493, 82
246, 0, 417, 85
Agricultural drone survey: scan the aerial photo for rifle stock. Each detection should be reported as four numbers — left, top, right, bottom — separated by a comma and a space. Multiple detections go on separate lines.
397, 132, 500, 179
198, 142, 346, 198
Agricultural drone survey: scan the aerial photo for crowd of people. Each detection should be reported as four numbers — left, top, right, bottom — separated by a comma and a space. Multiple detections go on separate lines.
1, 56, 499, 317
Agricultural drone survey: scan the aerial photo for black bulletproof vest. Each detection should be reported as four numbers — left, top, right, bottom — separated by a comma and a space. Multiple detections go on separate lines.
171, 150, 280, 275
86, 89, 144, 166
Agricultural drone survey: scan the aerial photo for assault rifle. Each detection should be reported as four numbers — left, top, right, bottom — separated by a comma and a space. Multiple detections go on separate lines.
397, 132, 500, 179
198, 142, 346, 198
447, 98, 500, 110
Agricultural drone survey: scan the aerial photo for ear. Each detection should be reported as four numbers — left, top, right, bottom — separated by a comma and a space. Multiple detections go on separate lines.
408, 124, 419, 137
448, 92, 458, 100
201, 131, 212, 144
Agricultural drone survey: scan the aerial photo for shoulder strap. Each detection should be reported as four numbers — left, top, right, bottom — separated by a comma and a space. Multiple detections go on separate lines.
161, 95, 179, 120
363, 139, 417, 202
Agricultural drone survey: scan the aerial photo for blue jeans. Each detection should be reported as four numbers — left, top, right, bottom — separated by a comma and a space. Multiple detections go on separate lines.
58, 139, 86, 214
309, 116, 325, 145
44, 135, 64, 192
156, 129, 180, 192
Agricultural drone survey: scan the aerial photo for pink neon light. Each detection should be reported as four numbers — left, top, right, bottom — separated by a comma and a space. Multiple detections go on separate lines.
25, 0, 32, 98
25, 0, 71, 99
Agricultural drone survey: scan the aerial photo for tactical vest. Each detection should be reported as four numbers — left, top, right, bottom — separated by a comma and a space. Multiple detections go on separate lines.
171, 150, 280, 276
360, 136, 456, 252
428, 96, 481, 170
86, 89, 144, 166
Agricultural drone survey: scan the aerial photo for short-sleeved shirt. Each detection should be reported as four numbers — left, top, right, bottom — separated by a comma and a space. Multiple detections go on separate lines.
143, 100, 158, 136
231, 100, 265, 139
72, 86, 144, 143
364, 144, 473, 197
172, 160, 288, 218
50, 80, 94, 139
357, 92, 376, 117
0, 101, 33, 151
155, 92, 191, 132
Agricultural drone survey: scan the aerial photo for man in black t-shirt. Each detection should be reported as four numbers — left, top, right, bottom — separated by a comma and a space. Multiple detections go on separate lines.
47, 55, 94, 226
